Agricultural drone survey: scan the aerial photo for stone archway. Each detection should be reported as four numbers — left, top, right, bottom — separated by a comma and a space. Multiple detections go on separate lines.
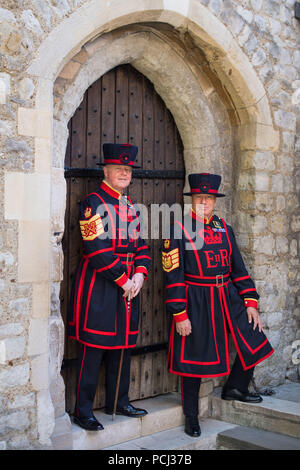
4, 1, 279, 448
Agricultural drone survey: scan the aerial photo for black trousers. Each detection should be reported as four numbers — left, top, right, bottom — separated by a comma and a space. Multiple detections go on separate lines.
181, 354, 254, 417
74, 344, 131, 418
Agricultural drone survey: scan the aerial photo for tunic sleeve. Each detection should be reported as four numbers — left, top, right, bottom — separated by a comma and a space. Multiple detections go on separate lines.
227, 224, 259, 309
162, 223, 188, 323
79, 195, 129, 287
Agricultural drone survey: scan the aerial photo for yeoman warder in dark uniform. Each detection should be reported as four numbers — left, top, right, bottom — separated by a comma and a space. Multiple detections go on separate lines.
68, 143, 151, 431
162, 173, 274, 437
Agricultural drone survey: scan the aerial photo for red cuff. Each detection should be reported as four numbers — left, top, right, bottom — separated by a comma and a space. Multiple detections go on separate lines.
244, 298, 258, 308
173, 310, 188, 323
135, 265, 148, 280
114, 272, 128, 287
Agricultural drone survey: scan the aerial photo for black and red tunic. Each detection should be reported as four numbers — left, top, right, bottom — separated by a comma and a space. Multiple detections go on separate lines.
68, 180, 151, 349
163, 210, 274, 378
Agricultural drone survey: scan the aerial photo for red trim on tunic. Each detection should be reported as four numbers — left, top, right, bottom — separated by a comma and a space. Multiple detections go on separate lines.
76, 344, 86, 417
69, 258, 83, 326
220, 286, 274, 370
236, 325, 268, 354
83, 247, 114, 258
179, 285, 221, 365
232, 275, 251, 282
244, 299, 258, 308
99, 180, 121, 200
173, 311, 189, 323
185, 273, 230, 280
166, 283, 186, 288
239, 288, 257, 295
75, 259, 89, 340
134, 266, 148, 278
83, 270, 117, 336
176, 220, 203, 276
96, 258, 120, 272
115, 272, 129, 287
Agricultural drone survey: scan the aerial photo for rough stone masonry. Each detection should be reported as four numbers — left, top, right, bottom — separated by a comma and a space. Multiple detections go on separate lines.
0, 0, 299, 450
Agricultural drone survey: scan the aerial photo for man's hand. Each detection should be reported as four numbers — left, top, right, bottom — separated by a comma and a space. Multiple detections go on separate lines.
130, 273, 145, 298
247, 307, 263, 332
122, 278, 134, 298
176, 319, 192, 336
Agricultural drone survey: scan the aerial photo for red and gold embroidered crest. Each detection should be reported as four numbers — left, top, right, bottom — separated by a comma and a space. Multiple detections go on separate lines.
80, 214, 104, 241
162, 248, 179, 272
164, 239, 171, 249
84, 207, 92, 219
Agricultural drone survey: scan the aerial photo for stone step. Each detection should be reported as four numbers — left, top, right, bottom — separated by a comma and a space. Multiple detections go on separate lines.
104, 419, 237, 451
211, 383, 300, 439
71, 391, 236, 450
217, 425, 300, 450
71, 393, 184, 450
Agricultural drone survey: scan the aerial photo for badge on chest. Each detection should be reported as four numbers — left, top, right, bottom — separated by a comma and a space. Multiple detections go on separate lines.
203, 249, 229, 268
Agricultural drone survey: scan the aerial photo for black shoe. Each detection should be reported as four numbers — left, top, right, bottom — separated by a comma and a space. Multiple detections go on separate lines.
184, 416, 201, 437
105, 404, 148, 418
73, 414, 104, 431
221, 387, 263, 403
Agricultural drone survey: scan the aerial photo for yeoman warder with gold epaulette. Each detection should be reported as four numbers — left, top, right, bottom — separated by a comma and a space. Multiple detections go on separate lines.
68, 143, 151, 431
162, 173, 274, 437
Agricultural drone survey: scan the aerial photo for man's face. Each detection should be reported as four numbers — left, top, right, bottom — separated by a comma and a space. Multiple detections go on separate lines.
103, 164, 132, 192
192, 194, 216, 218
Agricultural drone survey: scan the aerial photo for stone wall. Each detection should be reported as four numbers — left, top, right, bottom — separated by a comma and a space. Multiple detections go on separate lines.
0, 0, 299, 450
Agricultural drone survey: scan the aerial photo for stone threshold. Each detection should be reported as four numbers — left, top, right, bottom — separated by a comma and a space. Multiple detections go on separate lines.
211, 383, 300, 439
217, 425, 300, 450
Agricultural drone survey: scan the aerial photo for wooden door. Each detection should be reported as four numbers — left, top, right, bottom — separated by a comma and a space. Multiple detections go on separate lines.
60, 64, 185, 414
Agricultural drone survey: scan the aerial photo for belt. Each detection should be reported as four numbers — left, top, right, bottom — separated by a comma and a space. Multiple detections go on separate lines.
184, 273, 230, 287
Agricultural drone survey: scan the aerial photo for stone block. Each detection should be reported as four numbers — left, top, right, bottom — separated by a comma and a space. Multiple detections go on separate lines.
253, 235, 275, 255
35, 78, 53, 112
5, 172, 50, 221
72, 48, 89, 64
0, 410, 30, 434
291, 215, 300, 232
238, 123, 279, 151
35, 137, 51, 174
0, 336, 26, 363
58, 60, 81, 80
50, 374, 66, 418
8, 393, 35, 410
51, 413, 73, 450
0, 363, 30, 392
28, 319, 48, 356
37, 390, 55, 446
18, 108, 52, 139
18, 220, 50, 283
18, 78, 35, 100
31, 353, 49, 390
51, 168, 66, 232
274, 109, 296, 132
32, 282, 50, 319
0, 323, 23, 338
276, 236, 289, 254
0, 74, 10, 104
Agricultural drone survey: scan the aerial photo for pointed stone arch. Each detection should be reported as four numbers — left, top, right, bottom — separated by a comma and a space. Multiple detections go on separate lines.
4, 0, 279, 447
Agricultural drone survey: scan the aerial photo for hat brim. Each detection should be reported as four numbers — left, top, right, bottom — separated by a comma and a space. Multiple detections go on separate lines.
183, 192, 226, 197
99, 162, 141, 169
